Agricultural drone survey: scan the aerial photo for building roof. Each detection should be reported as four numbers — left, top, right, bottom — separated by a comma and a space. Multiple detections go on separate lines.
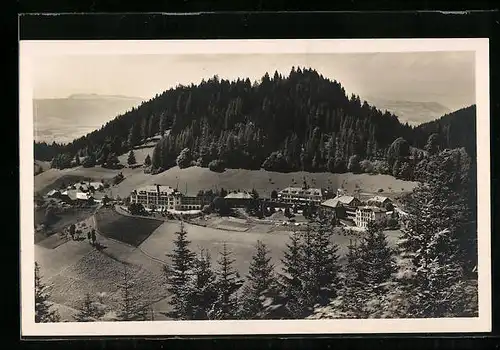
321, 195, 360, 208
46, 189, 60, 197
225, 192, 253, 199
368, 196, 391, 203
76, 192, 92, 200
89, 182, 104, 189
135, 185, 178, 194
279, 187, 323, 196
321, 198, 342, 208
357, 206, 387, 213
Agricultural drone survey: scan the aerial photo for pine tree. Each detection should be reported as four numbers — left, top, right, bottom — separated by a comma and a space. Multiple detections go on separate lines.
165, 222, 196, 319
309, 216, 340, 304
336, 222, 397, 318
34, 262, 60, 323
187, 249, 218, 320
116, 265, 148, 321
73, 292, 105, 322
127, 150, 136, 165
128, 123, 140, 148
240, 241, 278, 319
211, 243, 243, 319
144, 154, 152, 167
159, 113, 167, 136
74, 154, 81, 166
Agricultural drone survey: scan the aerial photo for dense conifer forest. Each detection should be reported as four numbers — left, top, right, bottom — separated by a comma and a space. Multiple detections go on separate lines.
35, 67, 476, 182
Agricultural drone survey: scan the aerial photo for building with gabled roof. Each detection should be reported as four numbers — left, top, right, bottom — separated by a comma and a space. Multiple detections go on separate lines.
354, 206, 387, 229
278, 186, 325, 205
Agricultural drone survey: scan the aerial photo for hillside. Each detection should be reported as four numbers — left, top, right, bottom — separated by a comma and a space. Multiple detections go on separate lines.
41, 68, 475, 188
47, 68, 416, 170
35, 163, 419, 200
34, 94, 144, 144
414, 105, 476, 158
364, 97, 451, 126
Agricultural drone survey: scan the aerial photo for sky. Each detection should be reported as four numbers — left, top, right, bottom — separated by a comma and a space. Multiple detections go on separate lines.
32, 51, 476, 112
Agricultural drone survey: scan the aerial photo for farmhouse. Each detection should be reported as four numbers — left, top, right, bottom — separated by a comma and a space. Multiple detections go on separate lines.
278, 186, 325, 205
46, 189, 61, 198
354, 206, 387, 229
224, 191, 254, 208
320, 195, 362, 220
130, 185, 183, 211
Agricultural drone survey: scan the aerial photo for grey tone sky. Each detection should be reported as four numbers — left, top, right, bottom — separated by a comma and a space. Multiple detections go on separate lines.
33, 51, 475, 112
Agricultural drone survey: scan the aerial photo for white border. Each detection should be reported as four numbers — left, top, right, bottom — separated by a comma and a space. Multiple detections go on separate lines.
20, 39, 491, 336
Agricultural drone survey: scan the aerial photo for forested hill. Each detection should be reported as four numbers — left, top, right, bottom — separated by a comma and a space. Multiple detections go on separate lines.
39, 67, 475, 178
413, 105, 476, 159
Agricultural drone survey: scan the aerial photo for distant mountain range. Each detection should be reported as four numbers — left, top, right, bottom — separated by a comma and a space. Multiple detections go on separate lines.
34, 94, 145, 144
363, 97, 451, 126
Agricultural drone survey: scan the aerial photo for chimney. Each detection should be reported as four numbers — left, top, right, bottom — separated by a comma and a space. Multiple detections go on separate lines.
156, 184, 160, 194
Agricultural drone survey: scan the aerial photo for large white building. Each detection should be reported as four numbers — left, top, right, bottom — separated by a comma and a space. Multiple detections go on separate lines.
130, 185, 183, 211
278, 186, 325, 205
130, 185, 209, 211
354, 206, 387, 229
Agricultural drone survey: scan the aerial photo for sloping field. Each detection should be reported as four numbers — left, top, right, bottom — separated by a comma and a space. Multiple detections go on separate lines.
118, 145, 155, 166
34, 166, 122, 194
95, 207, 164, 247
140, 221, 403, 278
111, 166, 419, 199
35, 164, 419, 201
47, 248, 168, 312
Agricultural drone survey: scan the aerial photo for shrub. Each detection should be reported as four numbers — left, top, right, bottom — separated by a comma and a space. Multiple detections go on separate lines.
208, 159, 225, 173
359, 159, 374, 173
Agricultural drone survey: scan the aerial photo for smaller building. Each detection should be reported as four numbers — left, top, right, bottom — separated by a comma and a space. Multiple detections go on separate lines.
321, 195, 362, 220
89, 182, 105, 191
367, 195, 393, 209
76, 192, 93, 201
46, 189, 61, 198
354, 206, 387, 229
224, 191, 254, 208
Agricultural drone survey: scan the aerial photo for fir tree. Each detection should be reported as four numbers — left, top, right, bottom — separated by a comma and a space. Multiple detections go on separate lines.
211, 243, 243, 320
336, 222, 397, 318
74, 154, 81, 166
34, 262, 60, 323
144, 154, 152, 167
116, 265, 148, 321
159, 113, 167, 136
240, 241, 278, 319
165, 222, 196, 319
73, 292, 105, 322
128, 123, 140, 148
127, 150, 136, 165
188, 249, 218, 320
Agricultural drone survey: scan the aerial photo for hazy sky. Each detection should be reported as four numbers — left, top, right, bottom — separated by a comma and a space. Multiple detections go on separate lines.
33, 52, 475, 111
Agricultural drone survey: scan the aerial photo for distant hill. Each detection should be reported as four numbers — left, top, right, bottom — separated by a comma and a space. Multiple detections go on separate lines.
414, 105, 476, 158
364, 97, 451, 126
34, 94, 145, 144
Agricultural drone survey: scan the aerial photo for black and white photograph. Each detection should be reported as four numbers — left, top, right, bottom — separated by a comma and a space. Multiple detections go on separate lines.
20, 39, 491, 336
